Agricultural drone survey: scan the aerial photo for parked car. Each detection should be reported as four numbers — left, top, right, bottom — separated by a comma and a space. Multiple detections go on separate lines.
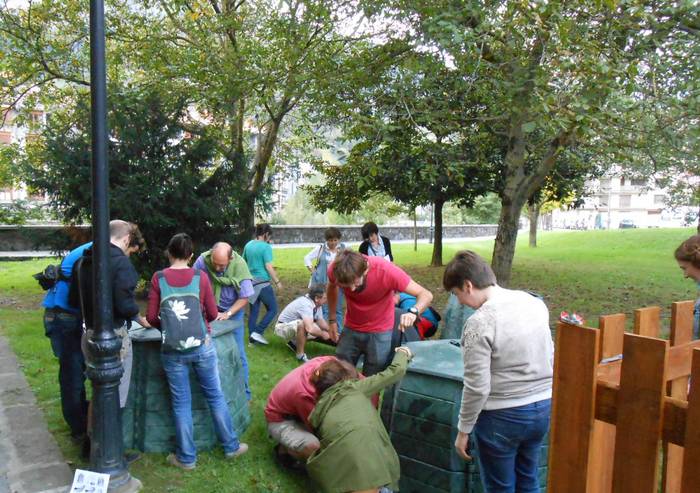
619, 219, 637, 229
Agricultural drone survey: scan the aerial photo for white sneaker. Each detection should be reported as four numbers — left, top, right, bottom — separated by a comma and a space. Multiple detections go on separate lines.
249, 332, 269, 345
296, 353, 309, 363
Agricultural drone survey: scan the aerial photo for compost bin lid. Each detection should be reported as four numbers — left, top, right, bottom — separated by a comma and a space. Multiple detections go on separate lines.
405, 339, 463, 382
128, 319, 235, 342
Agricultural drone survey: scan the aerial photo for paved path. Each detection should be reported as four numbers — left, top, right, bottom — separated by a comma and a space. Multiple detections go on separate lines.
0, 335, 73, 493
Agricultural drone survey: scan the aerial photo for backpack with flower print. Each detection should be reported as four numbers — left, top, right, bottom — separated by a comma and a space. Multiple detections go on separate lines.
157, 271, 207, 352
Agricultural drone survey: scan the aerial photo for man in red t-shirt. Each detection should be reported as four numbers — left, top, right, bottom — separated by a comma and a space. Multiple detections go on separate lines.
264, 356, 336, 461
326, 250, 432, 376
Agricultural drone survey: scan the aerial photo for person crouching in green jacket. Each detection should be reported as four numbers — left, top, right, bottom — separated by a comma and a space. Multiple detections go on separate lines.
307, 346, 413, 493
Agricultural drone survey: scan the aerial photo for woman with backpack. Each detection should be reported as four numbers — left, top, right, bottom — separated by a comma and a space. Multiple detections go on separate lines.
304, 227, 346, 332
146, 233, 248, 470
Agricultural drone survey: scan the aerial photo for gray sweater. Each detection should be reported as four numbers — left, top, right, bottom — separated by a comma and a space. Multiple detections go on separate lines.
458, 286, 553, 433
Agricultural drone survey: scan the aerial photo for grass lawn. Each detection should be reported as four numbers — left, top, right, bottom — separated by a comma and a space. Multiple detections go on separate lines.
0, 227, 697, 492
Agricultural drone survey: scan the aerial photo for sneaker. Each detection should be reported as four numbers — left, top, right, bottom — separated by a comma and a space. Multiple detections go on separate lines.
296, 353, 309, 363
225, 443, 249, 460
166, 453, 195, 470
286, 340, 297, 353
274, 445, 306, 473
249, 332, 269, 345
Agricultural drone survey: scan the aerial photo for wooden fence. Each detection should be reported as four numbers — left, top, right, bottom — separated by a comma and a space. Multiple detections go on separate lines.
547, 301, 700, 493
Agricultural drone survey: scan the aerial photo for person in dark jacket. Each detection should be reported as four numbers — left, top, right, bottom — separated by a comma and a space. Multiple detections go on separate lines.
358, 222, 393, 262
76, 220, 150, 409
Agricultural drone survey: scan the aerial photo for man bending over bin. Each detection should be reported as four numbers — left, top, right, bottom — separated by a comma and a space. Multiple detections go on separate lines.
326, 250, 432, 376
274, 284, 331, 363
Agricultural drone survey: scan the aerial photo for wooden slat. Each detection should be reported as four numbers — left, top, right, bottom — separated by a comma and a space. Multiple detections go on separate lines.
663, 302, 694, 493
595, 384, 688, 447
670, 301, 694, 345
548, 322, 599, 493
634, 306, 661, 337
597, 340, 700, 384
599, 313, 625, 360
612, 334, 668, 493
589, 313, 624, 493
681, 349, 700, 493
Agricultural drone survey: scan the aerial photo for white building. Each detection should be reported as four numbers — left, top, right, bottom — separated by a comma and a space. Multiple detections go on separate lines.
0, 106, 47, 204
550, 175, 693, 230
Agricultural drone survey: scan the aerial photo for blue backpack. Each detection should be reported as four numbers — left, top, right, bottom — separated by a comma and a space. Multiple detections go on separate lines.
157, 271, 207, 352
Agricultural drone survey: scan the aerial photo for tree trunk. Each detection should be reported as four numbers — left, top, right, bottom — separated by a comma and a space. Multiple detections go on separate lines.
236, 192, 256, 251
430, 199, 444, 267
492, 195, 527, 286
528, 202, 541, 248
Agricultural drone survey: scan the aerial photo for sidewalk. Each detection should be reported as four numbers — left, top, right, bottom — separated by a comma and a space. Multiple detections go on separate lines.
0, 335, 73, 493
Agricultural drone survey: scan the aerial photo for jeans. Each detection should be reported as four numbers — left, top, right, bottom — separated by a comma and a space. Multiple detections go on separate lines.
336, 327, 393, 376
248, 285, 278, 337
44, 309, 88, 437
161, 342, 240, 466
230, 319, 251, 400
473, 399, 551, 493
321, 289, 344, 333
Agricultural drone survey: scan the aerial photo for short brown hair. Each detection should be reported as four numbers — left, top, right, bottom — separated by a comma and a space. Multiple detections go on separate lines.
332, 250, 368, 285
324, 227, 342, 241
443, 250, 497, 291
128, 222, 146, 252
675, 235, 700, 269
310, 358, 359, 395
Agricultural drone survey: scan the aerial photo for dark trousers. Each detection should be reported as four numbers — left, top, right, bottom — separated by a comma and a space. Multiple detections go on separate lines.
44, 309, 88, 437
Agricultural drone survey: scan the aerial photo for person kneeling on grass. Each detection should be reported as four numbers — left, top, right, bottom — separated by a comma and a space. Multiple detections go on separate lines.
306, 346, 413, 493
274, 284, 331, 363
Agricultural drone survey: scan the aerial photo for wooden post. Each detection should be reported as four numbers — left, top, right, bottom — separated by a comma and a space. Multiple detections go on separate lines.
634, 306, 661, 337
681, 348, 700, 493
548, 322, 600, 493
612, 334, 668, 493
588, 314, 625, 493
663, 301, 694, 493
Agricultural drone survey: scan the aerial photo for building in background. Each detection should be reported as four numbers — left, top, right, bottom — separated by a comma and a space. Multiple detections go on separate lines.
549, 174, 695, 230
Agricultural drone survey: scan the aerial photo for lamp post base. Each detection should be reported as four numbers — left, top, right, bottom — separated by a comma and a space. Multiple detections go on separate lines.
108, 473, 142, 492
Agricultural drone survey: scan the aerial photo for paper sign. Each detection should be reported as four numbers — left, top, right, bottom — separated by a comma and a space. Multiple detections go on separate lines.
69, 469, 110, 493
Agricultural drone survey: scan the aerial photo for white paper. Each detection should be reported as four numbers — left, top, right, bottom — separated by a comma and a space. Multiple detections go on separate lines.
69, 469, 110, 493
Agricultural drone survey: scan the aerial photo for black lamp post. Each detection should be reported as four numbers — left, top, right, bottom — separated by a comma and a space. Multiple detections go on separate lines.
87, 0, 140, 490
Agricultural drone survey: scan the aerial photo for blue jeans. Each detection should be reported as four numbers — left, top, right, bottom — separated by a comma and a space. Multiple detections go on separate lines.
161, 343, 240, 466
229, 319, 251, 400
321, 289, 344, 333
44, 309, 88, 437
474, 399, 551, 493
248, 285, 278, 337
336, 327, 393, 376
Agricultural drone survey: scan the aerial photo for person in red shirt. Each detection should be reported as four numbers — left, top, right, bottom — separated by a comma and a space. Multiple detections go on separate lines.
264, 356, 336, 463
326, 250, 432, 376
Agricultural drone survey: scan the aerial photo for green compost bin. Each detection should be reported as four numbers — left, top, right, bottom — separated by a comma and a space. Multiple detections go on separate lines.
440, 294, 475, 340
381, 339, 548, 493
122, 320, 251, 453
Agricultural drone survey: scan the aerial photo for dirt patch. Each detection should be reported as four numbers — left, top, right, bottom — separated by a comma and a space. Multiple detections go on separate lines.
0, 294, 43, 311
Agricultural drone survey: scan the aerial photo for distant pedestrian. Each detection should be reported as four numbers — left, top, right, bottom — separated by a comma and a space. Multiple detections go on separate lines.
243, 223, 281, 346
443, 250, 553, 493
674, 234, 700, 339
147, 233, 248, 470
304, 227, 346, 331
359, 222, 393, 262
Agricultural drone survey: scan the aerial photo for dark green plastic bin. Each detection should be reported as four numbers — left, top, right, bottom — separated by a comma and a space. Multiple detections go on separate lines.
122, 320, 250, 453
381, 339, 548, 493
